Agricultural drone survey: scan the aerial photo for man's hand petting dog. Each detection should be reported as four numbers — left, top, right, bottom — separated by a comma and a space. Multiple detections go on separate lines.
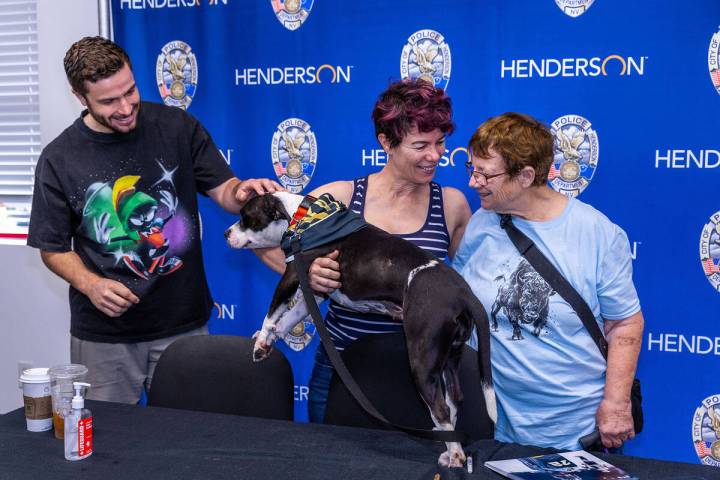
309, 250, 342, 293
233, 178, 284, 205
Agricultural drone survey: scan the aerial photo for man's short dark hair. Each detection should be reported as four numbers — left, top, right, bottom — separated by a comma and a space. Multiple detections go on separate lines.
64, 36, 132, 95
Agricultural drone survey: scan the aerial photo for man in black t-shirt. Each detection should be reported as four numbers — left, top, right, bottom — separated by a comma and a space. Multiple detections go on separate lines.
27, 36, 281, 403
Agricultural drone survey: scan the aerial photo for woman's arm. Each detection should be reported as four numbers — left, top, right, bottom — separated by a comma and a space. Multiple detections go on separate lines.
596, 310, 644, 448
442, 186, 472, 259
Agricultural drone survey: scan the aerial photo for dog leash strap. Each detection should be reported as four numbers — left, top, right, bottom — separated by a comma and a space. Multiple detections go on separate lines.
498, 214, 609, 359
289, 238, 469, 443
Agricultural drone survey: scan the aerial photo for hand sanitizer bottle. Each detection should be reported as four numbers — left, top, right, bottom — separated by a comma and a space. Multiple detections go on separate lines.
64, 382, 92, 461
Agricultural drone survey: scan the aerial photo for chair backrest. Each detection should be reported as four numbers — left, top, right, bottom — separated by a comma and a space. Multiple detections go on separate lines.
323, 332, 494, 440
148, 335, 294, 421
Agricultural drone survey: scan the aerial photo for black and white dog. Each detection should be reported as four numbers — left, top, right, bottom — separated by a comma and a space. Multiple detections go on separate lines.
225, 192, 495, 468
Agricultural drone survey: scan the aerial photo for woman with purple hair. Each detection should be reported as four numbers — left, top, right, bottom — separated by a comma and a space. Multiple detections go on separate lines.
300, 79, 472, 422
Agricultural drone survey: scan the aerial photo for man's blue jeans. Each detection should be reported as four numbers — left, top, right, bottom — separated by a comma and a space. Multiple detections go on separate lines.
308, 345, 333, 423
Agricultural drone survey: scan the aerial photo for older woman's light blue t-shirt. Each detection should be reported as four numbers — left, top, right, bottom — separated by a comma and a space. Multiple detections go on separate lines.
453, 198, 641, 450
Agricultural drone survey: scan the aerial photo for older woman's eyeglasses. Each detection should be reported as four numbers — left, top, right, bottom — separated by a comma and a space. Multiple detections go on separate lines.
465, 161, 508, 183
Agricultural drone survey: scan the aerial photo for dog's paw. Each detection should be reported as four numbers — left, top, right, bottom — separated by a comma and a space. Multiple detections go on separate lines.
252, 330, 275, 362
252, 344, 273, 362
438, 449, 466, 468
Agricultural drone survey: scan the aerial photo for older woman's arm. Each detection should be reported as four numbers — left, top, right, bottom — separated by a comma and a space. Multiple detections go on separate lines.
596, 310, 644, 449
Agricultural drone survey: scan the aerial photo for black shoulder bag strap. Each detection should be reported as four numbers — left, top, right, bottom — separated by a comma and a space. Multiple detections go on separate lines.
290, 237, 469, 443
498, 214, 609, 359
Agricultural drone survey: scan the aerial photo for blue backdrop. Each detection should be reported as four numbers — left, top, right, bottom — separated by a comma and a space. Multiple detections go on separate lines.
112, 0, 720, 466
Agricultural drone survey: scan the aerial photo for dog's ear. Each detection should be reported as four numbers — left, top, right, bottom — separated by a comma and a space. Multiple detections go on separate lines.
263, 195, 291, 222
274, 203, 291, 222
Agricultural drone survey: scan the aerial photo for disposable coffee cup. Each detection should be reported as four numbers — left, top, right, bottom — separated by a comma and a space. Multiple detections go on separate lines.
48, 364, 88, 440
19, 368, 52, 432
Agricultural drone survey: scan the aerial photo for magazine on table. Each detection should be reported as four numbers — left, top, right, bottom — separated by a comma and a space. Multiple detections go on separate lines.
484, 450, 638, 479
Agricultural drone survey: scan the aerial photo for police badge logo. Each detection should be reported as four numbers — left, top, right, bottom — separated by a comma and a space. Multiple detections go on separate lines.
554, 0, 595, 17
283, 318, 315, 352
156, 41, 198, 110
400, 29, 452, 90
271, 118, 317, 193
699, 211, 720, 292
708, 27, 720, 95
692, 394, 720, 466
270, 0, 314, 31
549, 114, 599, 198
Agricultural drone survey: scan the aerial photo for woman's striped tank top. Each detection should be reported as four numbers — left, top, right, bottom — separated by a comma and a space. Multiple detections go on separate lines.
324, 176, 450, 351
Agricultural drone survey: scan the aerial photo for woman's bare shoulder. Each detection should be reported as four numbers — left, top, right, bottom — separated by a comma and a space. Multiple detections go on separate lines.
308, 180, 354, 205
442, 186, 471, 213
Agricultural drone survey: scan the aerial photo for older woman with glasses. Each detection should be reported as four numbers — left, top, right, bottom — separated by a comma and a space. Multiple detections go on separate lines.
453, 112, 644, 451
257, 79, 472, 423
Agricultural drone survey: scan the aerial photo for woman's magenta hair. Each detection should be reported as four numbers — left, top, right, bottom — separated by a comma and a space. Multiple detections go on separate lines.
371, 79, 454, 147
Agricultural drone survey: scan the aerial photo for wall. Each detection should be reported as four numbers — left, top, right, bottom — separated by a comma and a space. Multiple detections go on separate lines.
0, 0, 98, 414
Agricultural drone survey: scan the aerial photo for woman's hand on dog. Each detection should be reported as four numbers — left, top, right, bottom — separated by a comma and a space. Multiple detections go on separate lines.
309, 250, 342, 293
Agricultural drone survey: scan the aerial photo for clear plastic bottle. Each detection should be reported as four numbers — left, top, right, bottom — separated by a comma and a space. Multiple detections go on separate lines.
64, 382, 92, 461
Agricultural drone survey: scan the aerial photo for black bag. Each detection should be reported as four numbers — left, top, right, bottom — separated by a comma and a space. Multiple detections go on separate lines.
499, 214, 644, 437
631, 378, 643, 433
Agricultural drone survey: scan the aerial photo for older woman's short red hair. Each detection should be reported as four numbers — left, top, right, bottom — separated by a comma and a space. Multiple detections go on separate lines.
468, 113, 554, 187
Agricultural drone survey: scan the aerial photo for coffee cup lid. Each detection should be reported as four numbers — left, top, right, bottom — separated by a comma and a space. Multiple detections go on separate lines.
19, 367, 50, 384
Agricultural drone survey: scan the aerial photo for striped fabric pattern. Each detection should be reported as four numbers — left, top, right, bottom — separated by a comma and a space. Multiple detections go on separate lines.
325, 176, 450, 351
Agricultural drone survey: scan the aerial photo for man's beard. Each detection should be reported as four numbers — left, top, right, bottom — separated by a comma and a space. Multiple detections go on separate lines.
86, 102, 140, 134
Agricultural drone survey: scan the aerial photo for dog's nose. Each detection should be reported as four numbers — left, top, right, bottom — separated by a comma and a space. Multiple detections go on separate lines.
224, 228, 231, 239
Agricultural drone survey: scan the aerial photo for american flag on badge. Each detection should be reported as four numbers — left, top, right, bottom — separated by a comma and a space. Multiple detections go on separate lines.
702, 258, 720, 275
712, 69, 720, 88
548, 163, 560, 180
695, 440, 711, 457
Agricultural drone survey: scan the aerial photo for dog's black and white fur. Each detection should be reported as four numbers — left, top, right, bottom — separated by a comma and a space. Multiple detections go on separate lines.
225, 192, 496, 468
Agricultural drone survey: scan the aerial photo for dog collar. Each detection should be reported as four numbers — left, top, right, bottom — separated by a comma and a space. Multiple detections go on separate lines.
289, 194, 317, 228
